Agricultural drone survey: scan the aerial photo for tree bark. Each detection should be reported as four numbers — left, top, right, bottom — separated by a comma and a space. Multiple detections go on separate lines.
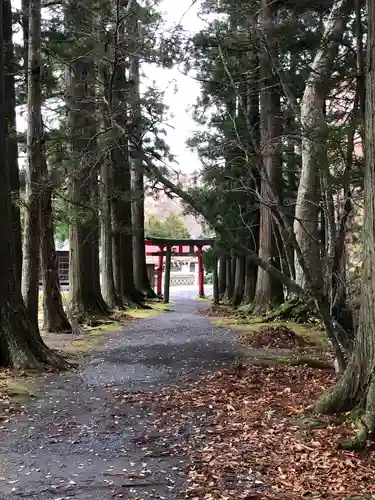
0, 1, 66, 370
111, 143, 141, 305
91, 174, 109, 313
314, 0, 375, 447
40, 159, 71, 333
128, 1, 155, 298
106, 0, 144, 307
100, 149, 120, 308
22, 0, 42, 331
21, 0, 29, 91
252, 0, 283, 314
212, 255, 219, 304
4, 0, 22, 289
218, 254, 227, 299
243, 256, 257, 304
66, 1, 108, 321
242, 42, 260, 307
293, 0, 351, 289
224, 255, 234, 302
231, 256, 245, 306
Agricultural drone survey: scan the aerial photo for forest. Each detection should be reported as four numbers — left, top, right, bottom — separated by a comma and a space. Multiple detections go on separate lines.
1, 0, 375, 494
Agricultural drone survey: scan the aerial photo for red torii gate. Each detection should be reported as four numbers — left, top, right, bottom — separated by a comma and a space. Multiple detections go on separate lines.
145, 237, 214, 303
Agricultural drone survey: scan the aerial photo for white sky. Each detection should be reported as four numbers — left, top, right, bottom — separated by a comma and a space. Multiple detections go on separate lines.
13, 0, 204, 174
144, 0, 204, 174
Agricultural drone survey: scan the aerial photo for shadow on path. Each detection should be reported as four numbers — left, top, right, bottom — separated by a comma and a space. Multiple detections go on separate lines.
0, 299, 239, 499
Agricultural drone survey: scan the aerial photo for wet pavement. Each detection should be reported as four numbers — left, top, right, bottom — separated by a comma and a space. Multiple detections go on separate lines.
0, 294, 239, 500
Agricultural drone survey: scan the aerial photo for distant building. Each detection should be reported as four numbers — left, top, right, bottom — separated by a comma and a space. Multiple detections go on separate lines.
55, 241, 205, 288
55, 242, 69, 285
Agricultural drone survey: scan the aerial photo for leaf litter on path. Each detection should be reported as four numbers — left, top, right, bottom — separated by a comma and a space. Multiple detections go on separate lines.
118, 365, 375, 499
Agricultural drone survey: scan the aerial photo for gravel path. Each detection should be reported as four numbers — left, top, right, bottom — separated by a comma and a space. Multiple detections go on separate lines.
0, 298, 239, 500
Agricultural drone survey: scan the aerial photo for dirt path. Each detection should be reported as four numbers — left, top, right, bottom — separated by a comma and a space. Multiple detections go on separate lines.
0, 300, 239, 499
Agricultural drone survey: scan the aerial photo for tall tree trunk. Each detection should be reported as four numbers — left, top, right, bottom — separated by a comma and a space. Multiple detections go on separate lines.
21, 0, 29, 91
111, 143, 141, 305
293, 0, 351, 289
106, 0, 144, 306
252, 0, 283, 314
4, 0, 22, 288
224, 254, 234, 301
91, 177, 109, 313
128, 1, 155, 298
243, 256, 257, 304
41, 157, 71, 333
22, 0, 42, 331
66, 1, 108, 321
0, 1, 66, 370
231, 256, 245, 306
283, 115, 298, 289
100, 149, 120, 308
218, 254, 227, 299
242, 43, 260, 306
315, 0, 375, 447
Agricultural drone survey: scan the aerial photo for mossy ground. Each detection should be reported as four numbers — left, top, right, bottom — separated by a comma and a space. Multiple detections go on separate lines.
0, 372, 39, 416
126, 301, 170, 318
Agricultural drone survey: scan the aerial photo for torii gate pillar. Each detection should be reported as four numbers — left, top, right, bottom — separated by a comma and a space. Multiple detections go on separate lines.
156, 246, 163, 296
163, 246, 172, 303
197, 246, 205, 298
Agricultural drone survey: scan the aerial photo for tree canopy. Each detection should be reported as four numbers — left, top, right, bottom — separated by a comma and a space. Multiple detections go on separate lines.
145, 212, 191, 239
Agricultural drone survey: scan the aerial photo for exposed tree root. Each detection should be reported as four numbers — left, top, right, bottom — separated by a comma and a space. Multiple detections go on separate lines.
119, 290, 151, 310
69, 299, 111, 326
142, 287, 157, 299
250, 293, 281, 317
261, 298, 315, 323
314, 365, 375, 449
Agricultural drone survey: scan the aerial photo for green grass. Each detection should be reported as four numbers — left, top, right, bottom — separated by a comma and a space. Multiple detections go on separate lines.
146, 301, 171, 311
87, 322, 122, 334
70, 336, 104, 353
127, 302, 170, 319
